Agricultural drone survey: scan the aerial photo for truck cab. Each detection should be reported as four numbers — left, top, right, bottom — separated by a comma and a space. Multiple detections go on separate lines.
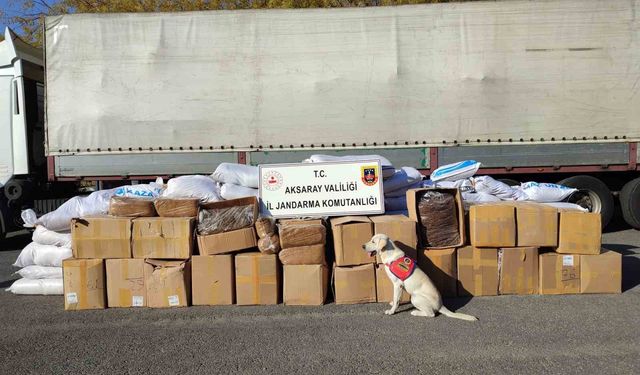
0, 28, 46, 239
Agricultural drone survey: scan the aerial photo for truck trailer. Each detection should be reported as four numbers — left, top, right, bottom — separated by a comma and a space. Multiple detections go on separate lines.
1, 0, 640, 239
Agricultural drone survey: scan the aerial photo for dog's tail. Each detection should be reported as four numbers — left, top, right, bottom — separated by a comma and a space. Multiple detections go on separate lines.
438, 306, 478, 322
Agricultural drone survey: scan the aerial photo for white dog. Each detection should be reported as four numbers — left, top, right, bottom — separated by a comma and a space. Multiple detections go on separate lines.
363, 234, 477, 321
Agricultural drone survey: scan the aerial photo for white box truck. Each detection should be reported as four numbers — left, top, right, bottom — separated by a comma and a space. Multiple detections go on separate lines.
2, 0, 640, 238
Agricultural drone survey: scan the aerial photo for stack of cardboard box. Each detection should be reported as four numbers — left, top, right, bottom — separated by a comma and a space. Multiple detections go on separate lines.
278, 219, 328, 305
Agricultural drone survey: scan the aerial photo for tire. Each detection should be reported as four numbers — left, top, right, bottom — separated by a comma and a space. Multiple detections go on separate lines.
558, 175, 614, 228
498, 178, 520, 187
620, 177, 640, 229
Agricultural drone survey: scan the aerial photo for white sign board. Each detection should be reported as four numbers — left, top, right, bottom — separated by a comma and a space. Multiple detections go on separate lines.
259, 161, 384, 218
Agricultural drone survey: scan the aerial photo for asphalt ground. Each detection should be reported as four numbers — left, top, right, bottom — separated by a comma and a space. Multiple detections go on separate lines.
0, 224, 638, 374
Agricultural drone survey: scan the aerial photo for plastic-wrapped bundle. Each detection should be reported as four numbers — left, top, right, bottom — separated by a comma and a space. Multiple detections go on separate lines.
258, 233, 281, 254
5, 278, 63, 295
279, 224, 326, 249
211, 163, 260, 188
108, 196, 156, 217
278, 244, 326, 265
32, 225, 71, 248
418, 191, 460, 247
197, 205, 255, 235
154, 198, 199, 217
255, 217, 276, 238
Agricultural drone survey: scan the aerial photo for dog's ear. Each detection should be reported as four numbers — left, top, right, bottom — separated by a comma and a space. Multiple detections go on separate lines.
375, 236, 388, 251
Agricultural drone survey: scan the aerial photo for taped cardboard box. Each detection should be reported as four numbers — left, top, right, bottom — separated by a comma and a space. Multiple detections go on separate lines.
283, 265, 328, 305
235, 253, 280, 305
469, 204, 516, 248
71, 216, 133, 259
106, 259, 146, 308
108, 196, 157, 217
580, 250, 621, 294
154, 198, 199, 217
63, 259, 106, 310
539, 253, 580, 295
197, 227, 257, 255
457, 246, 499, 296
407, 188, 465, 249
279, 224, 326, 249
333, 263, 376, 304
331, 216, 374, 266
514, 203, 558, 247
192, 255, 235, 305
278, 244, 326, 265
144, 259, 191, 308
555, 211, 601, 255
132, 217, 194, 259
498, 247, 539, 295
418, 248, 457, 297
375, 264, 411, 304
198, 196, 258, 235
370, 215, 417, 263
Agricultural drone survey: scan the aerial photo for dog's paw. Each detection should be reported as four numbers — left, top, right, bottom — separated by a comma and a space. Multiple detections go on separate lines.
389, 301, 394, 306
384, 309, 395, 315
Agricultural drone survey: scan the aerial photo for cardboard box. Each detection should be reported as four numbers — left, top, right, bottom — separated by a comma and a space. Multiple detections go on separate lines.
197, 227, 257, 255
283, 265, 328, 305
515, 203, 558, 247
457, 246, 499, 296
370, 215, 418, 263
469, 204, 516, 248
406, 188, 466, 249
106, 258, 146, 308
375, 264, 411, 304
498, 247, 539, 295
199, 196, 259, 232
132, 217, 194, 259
539, 253, 580, 295
580, 250, 621, 294
333, 263, 376, 304
418, 248, 457, 297
331, 216, 374, 266
71, 216, 132, 259
191, 255, 235, 305
63, 259, 106, 310
556, 211, 601, 255
235, 253, 280, 305
144, 259, 191, 308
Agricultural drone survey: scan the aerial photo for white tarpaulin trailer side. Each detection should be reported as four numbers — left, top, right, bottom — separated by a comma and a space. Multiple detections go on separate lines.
45, 0, 640, 155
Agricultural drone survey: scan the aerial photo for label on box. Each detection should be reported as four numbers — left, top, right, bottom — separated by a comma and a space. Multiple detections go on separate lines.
132, 296, 144, 307
562, 255, 574, 266
168, 295, 180, 306
66, 292, 78, 304
259, 161, 384, 218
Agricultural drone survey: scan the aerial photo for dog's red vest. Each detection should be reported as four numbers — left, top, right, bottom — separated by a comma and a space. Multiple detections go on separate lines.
385, 256, 417, 281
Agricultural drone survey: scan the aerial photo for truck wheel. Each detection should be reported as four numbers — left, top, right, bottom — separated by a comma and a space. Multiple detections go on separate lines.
557, 175, 614, 228
620, 177, 640, 229
498, 178, 520, 187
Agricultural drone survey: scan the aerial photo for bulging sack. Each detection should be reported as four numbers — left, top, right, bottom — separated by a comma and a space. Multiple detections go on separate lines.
13, 242, 72, 268
431, 160, 481, 182
32, 225, 71, 248
211, 163, 260, 188
162, 175, 221, 203
220, 183, 260, 200
519, 182, 577, 202
473, 176, 526, 200
384, 196, 408, 212
6, 278, 63, 295
21, 189, 116, 231
14, 265, 63, 279
113, 179, 163, 198
384, 167, 423, 194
